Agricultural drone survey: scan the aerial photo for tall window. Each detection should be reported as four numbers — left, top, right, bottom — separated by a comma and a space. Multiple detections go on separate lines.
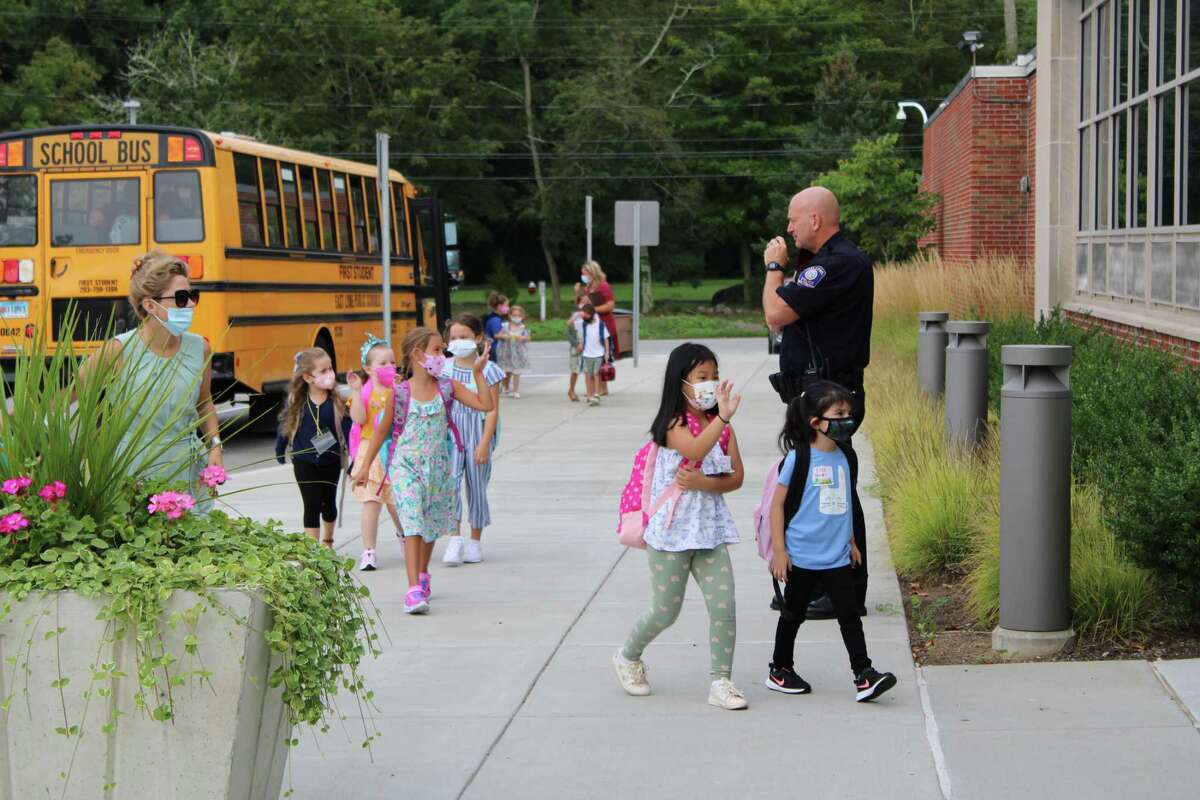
300, 166, 319, 248
333, 173, 352, 253
316, 169, 336, 251
234, 154, 264, 247
1077, 0, 1200, 313
280, 163, 304, 248
260, 159, 284, 248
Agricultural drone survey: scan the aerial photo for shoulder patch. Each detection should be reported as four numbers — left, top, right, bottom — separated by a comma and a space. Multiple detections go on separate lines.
797, 265, 827, 288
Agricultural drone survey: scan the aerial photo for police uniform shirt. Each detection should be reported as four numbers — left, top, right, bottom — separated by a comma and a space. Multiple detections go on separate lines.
775, 231, 874, 383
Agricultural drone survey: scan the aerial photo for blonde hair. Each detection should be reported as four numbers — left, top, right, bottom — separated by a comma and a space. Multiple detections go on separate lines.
129, 249, 189, 319
399, 326, 439, 379
280, 347, 344, 444
509, 305, 527, 319
581, 260, 606, 285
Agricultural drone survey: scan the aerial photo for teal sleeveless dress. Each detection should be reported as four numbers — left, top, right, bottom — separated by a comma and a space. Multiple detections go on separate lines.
114, 329, 210, 510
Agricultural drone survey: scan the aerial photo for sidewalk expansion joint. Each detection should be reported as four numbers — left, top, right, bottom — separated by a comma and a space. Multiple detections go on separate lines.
916, 666, 954, 800
456, 547, 630, 799
1151, 661, 1200, 733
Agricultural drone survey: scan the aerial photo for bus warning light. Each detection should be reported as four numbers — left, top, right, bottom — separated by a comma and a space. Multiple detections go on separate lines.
183, 138, 202, 162
176, 255, 204, 279
2, 261, 18, 283
106, 131, 122, 139
167, 136, 183, 162
24, 325, 35, 339
87, 131, 103, 140
69, 132, 84, 140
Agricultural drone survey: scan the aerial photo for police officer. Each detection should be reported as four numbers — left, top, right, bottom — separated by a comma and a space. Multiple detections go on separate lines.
762, 186, 873, 617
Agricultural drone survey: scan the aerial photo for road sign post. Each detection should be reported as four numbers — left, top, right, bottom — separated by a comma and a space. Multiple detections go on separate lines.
376, 132, 391, 342
615, 201, 659, 368
585, 195, 593, 263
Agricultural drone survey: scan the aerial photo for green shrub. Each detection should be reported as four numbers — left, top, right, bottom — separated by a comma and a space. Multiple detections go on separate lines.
969, 483, 1164, 640
987, 310, 1200, 616
888, 454, 982, 575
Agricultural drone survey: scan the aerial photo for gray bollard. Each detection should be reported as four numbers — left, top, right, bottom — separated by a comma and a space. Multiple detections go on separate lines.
993, 345, 1076, 656
943, 321, 991, 448
917, 312, 950, 395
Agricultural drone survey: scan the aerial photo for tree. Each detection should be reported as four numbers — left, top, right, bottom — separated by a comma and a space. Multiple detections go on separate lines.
815, 133, 936, 263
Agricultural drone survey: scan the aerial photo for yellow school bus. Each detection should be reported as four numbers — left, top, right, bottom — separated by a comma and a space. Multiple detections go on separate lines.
0, 124, 453, 402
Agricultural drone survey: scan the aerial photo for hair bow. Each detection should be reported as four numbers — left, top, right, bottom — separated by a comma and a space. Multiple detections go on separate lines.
361, 333, 386, 368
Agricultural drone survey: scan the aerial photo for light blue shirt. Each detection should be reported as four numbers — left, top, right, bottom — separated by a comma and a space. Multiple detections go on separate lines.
778, 447, 852, 570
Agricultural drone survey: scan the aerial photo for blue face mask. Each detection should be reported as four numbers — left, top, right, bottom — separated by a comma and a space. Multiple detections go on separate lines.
152, 301, 194, 336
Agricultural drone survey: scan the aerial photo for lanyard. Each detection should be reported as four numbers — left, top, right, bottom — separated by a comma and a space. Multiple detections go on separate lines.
307, 398, 323, 435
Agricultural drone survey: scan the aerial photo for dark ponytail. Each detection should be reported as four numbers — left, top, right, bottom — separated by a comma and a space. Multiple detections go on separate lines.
778, 380, 853, 453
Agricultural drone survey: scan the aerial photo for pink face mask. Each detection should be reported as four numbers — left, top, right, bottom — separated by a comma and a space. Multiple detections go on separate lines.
421, 354, 446, 377
496, 304, 510, 315
314, 373, 335, 390
374, 364, 397, 387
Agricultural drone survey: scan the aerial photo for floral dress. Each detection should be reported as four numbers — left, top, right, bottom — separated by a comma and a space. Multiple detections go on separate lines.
388, 395, 457, 542
500, 322, 531, 374
642, 438, 739, 553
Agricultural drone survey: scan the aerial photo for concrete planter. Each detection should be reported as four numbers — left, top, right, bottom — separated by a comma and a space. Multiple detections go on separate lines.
0, 589, 291, 799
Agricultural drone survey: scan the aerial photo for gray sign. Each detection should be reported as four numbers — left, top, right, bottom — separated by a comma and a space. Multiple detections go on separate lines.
614, 201, 660, 247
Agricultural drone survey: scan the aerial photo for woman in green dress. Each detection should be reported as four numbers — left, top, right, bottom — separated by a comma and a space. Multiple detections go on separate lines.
84, 250, 223, 506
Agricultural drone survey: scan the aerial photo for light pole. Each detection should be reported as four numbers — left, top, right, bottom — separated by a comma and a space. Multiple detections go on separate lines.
895, 101, 930, 126
122, 99, 141, 125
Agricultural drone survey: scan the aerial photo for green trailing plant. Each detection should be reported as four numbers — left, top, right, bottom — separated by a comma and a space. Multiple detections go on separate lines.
0, 311, 379, 793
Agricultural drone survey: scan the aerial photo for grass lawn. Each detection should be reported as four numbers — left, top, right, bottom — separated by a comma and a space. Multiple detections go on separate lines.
453, 278, 743, 307
453, 307, 767, 342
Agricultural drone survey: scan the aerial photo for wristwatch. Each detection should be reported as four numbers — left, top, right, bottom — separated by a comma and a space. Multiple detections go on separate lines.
766, 261, 785, 273
210, 435, 223, 449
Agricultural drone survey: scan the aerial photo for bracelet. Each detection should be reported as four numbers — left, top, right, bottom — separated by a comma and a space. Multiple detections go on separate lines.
718, 414, 730, 425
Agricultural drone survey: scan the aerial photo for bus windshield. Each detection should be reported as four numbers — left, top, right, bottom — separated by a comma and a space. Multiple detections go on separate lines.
0, 174, 37, 246
50, 178, 140, 247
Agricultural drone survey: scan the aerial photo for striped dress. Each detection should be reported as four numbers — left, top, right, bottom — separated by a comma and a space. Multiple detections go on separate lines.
440, 359, 506, 528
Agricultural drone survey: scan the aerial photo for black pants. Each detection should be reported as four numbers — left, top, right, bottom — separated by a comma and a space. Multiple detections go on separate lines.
774, 564, 872, 675
293, 460, 341, 529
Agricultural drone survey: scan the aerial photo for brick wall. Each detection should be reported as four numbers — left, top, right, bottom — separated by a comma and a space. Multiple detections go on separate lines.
1065, 310, 1200, 367
921, 69, 1036, 315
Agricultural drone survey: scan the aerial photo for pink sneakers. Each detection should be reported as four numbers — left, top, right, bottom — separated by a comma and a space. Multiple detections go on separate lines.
404, 586, 429, 615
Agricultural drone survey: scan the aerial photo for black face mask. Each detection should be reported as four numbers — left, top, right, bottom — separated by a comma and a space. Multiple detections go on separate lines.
821, 416, 857, 443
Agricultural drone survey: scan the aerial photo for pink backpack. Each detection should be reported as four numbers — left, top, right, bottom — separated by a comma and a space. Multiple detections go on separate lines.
378, 379, 465, 495
616, 412, 731, 549
348, 379, 376, 461
751, 456, 787, 561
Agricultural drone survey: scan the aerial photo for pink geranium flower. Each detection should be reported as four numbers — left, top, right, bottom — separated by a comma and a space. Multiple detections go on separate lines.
2, 476, 32, 496
0, 513, 29, 534
147, 491, 196, 520
38, 481, 67, 504
200, 466, 228, 489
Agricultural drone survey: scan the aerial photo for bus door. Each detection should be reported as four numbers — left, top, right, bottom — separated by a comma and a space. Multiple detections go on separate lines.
409, 197, 451, 331
44, 169, 149, 346
0, 170, 40, 358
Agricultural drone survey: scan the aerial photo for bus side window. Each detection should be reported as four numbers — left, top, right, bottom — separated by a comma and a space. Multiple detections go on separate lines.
154, 170, 204, 243
333, 174, 352, 253
260, 159, 284, 248
316, 169, 336, 251
365, 177, 381, 253
391, 182, 410, 259
234, 154, 264, 247
349, 176, 367, 253
280, 164, 304, 249
300, 167, 319, 250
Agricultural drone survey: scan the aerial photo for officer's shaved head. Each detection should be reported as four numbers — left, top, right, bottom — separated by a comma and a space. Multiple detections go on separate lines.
787, 186, 841, 252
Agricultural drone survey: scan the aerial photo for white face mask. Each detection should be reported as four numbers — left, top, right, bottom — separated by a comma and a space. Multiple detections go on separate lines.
510, 316, 523, 325
447, 339, 478, 358
683, 380, 719, 411
580, 275, 590, 285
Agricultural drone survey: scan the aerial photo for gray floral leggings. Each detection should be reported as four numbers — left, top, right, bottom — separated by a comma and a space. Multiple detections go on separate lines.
622, 544, 737, 678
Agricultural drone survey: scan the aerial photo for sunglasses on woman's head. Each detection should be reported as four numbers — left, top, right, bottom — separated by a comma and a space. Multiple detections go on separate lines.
154, 289, 201, 308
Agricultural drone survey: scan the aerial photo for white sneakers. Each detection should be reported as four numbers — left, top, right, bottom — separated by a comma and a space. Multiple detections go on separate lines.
708, 678, 749, 710
443, 536, 465, 566
464, 539, 482, 563
612, 649, 651, 696
612, 650, 747, 709
443, 537, 483, 566
357, 549, 376, 571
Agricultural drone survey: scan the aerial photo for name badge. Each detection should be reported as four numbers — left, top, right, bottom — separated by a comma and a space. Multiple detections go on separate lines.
311, 430, 337, 456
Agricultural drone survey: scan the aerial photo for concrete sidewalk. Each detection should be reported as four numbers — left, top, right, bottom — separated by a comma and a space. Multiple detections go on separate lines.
225, 339, 1200, 800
